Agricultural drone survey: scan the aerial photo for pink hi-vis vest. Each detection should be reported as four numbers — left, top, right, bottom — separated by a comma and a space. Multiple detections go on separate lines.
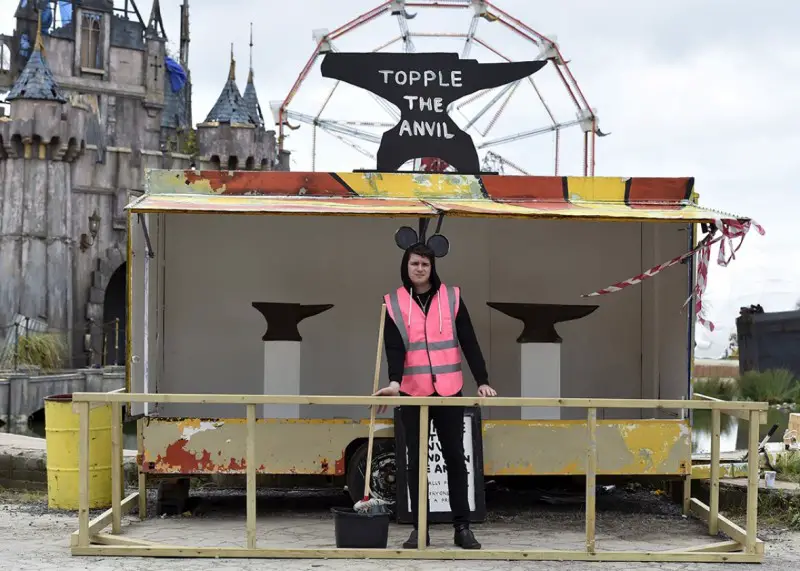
384, 285, 463, 397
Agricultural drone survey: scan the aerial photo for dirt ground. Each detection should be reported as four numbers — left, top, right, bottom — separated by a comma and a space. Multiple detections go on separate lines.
2, 485, 800, 570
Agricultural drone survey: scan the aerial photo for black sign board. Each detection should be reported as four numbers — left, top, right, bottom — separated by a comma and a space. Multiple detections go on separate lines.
393, 405, 486, 524
320, 52, 547, 173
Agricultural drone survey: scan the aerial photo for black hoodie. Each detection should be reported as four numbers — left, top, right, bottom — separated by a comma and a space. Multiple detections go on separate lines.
383, 247, 490, 392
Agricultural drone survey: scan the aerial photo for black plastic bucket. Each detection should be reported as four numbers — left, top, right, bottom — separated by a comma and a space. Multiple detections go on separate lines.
331, 507, 390, 549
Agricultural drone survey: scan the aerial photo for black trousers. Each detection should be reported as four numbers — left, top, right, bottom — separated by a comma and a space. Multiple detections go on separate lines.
400, 404, 470, 528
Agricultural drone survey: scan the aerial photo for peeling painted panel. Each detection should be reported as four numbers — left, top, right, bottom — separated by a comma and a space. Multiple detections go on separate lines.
141, 418, 690, 477
482, 419, 690, 476
141, 418, 394, 475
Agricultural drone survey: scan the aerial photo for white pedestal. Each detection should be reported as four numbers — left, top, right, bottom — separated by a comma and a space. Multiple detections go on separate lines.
521, 343, 561, 420
263, 341, 301, 419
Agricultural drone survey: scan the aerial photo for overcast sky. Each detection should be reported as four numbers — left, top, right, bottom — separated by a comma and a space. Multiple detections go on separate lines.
2, 0, 798, 358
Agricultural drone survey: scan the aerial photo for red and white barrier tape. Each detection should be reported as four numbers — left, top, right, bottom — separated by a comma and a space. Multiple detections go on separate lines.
583, 219, 765, 331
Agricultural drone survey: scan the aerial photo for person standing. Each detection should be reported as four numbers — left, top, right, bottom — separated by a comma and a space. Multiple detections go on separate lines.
374, 242, 496, 550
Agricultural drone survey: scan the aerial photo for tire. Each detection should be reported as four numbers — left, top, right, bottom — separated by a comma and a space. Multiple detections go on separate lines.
346, 438, 397, 512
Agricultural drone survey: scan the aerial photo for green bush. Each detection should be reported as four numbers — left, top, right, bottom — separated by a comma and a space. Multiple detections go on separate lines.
738, 368, 800, 404
692, 377, 739, 400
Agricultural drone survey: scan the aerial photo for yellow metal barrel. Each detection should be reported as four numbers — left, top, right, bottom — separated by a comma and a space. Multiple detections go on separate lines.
44, 394, 112, 510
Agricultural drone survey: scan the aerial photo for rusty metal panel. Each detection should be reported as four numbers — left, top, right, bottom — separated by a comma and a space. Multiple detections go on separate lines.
141, 418, 394, 476
482, 419, 691, 476
142, 418, 690, 477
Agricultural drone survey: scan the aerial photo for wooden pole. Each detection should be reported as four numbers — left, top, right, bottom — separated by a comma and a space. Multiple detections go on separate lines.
683, 475, 692, 516
246, 404, 257, 549
709, 409, 721, 535
111, 401, 122, 534
586, 407, 597, 554
746, 410, 759, 553
417, 405, 429, 550
137, 418, 147, 520
78, 401, 90, 547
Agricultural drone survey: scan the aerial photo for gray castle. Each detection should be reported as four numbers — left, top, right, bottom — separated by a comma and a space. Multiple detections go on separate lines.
0, 0, 289, 367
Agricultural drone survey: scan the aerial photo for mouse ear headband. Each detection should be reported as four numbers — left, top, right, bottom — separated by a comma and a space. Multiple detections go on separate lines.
394, 215, 449, 258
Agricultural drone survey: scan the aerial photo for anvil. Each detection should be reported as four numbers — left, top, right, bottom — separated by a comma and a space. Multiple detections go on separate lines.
320, 52, 547, 173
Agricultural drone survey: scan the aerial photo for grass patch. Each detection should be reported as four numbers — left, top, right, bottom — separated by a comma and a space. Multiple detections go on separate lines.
728, 492, 800, 531
739, 368, 800, 405
774, 451, 800, 484
0, 485, 46, 504
14, 332, 68, 371
693, 377, 739, 400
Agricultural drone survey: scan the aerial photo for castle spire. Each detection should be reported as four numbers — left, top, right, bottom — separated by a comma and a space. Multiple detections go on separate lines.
146, 0, 167, 40
248, 22, 254, 83
6, 8, 66, 103
179, 0, 190, 67
203, 44, 253, 125
242, 24, 264, 128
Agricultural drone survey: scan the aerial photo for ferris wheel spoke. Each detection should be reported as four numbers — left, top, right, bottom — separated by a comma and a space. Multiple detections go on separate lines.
283, 109, 383, 144
462, 80, 519, 132
461, 12, 479, 58
477, 118, 582, 149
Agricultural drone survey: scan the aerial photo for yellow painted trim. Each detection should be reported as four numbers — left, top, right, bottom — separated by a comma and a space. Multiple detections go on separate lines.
565, 176, 626, 202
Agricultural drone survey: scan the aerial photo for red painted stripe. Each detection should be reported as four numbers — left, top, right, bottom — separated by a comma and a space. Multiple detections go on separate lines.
479, 175, 567, 201
183, 171, 354, 196
626, 177, 693, 209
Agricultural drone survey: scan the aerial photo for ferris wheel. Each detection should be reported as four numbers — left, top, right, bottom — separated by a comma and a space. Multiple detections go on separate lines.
270, 0, 607, 176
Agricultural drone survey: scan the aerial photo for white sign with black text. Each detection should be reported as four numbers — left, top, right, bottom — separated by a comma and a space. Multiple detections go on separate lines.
405, 416, 476, 513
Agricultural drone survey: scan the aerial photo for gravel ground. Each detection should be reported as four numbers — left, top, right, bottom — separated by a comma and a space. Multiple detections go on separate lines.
2, 484, 800, 570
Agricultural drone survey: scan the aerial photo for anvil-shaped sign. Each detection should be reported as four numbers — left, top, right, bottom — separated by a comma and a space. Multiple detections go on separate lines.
320, 52, 547, 174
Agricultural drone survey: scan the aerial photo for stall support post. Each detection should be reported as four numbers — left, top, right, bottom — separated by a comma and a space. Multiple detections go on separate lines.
746, 410, 759, 553
246, 404, 257, 549
709, 409, 721, 535
78, 401, 90, 547
417, 405, 430, 550
586, 407, 597, 554
137, 418, 146, 520
111, 401, 122, 535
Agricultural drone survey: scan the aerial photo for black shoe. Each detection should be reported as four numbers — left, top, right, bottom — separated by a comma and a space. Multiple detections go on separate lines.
454, 525, 481, 549
403, 529, 431, 549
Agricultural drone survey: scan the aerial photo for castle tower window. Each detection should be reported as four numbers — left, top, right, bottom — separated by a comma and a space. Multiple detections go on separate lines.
80, 11, 102, 70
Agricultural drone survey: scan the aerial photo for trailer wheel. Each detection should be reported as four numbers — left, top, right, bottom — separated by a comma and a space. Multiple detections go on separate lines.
346, 438, 396, 509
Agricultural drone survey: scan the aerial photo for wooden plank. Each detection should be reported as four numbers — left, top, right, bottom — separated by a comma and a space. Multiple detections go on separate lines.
111, 401, 122, 535
693, 394, 768, 424
137, 418, 146, 520
747, 410, 759, 554
709, 409, 720, 535
663, 540, 742, 553
70, 492, 140, 546
68, 392, 770, 411
417, 405, 429, 550
586, 408, 597, 554
689, 498, 764, 555
92, 534, 160, 547
246, 404, 256, 550
69, 545, 763, 562
78, 401, 90, 548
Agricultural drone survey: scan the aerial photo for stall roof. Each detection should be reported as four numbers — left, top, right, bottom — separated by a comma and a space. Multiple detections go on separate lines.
128, 170, 748, 223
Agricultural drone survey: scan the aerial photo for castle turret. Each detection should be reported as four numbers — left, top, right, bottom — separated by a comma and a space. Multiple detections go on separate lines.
0, 14, 88, 334
197, 45, 276, 171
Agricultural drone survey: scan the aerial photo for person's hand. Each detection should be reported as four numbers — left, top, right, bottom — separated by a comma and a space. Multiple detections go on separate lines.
373, 381, 400, 414
477, 384, 497, 398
